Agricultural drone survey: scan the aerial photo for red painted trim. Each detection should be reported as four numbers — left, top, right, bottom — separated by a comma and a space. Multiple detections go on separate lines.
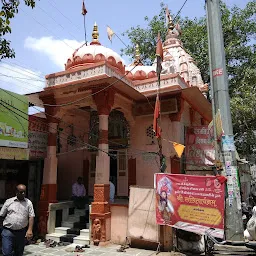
48, 133, 57, 146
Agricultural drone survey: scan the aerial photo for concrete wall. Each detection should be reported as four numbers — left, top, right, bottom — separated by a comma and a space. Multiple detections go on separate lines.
110, 205, 128, 244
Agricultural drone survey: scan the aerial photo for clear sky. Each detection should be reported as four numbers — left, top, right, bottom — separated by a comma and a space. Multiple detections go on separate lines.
0, 0, 250, 96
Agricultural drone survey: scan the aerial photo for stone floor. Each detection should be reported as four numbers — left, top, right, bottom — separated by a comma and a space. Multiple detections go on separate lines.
22, 243, 167, 256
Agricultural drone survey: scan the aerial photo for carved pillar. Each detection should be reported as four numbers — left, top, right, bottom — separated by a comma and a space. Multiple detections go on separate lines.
91, 89, 115, 242
38, 101, 60, 235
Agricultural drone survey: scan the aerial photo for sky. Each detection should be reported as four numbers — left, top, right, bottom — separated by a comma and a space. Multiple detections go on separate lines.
0, 0, 250, 99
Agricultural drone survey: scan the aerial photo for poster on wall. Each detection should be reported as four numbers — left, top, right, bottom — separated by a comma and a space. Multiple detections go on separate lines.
185, 126, 215, 170
154, 173, 225, 238
28, 116, 48, 159
0, 90, 28, 148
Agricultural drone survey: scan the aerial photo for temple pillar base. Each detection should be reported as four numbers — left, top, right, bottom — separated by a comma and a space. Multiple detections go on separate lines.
90, 184, 111, 242
38, 184, 57, 236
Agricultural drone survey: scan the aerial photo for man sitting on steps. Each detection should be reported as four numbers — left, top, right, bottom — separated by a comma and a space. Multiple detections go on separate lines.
72, 177, 87, 209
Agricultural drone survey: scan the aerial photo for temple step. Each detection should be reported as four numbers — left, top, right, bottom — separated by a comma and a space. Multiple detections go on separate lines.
61, 221, 75, 228
80, 229, 90, 237
74, 209, 86, 216
60, 234, 77, 243
67, 215, 80, 222
55, 227, 70, 235
45, 233, 63, 242
73, 235, 90, 246
67, 228, 81, 235
74, 222, 87, 229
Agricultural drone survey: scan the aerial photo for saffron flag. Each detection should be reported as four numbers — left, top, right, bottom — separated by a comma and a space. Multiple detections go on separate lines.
172, 142, 185, 158
153, 95, 161, 138
82, 0, 87, 16
107, 26, 115, 43
156, 32, 163, 77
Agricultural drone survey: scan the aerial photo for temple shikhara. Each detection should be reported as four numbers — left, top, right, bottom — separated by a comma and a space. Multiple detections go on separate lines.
29, 13, 212, 246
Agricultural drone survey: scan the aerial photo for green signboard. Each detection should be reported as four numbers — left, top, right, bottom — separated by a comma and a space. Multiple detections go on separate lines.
0, 90, 28, 148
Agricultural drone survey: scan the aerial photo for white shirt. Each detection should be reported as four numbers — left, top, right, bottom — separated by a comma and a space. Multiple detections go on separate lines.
110, 181, 115, 203
0, 197, 35, 230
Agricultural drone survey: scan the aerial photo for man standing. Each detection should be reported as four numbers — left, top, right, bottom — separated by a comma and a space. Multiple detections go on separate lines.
72, 177, 86, 209
0, 184, 35, 256
109, 177, 115, 203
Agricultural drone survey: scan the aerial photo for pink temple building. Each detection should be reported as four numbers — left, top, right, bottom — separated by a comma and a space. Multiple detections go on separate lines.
29, 19, 212, 247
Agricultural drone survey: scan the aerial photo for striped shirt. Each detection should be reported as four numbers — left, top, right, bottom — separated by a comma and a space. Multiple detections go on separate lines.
0, 197, 35, 230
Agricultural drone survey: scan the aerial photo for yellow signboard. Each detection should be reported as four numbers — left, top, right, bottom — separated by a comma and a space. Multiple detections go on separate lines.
0, 147, 29, 160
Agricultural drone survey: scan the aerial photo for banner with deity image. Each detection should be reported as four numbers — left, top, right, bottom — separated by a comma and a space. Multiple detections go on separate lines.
185, 126, 215, 170
154, 173, 226, 238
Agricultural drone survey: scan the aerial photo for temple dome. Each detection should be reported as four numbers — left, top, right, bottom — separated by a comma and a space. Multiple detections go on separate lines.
125, 44, 157, 81
125, 65, 157, 81
152, 17, 205, 89
65, 23, 125, 74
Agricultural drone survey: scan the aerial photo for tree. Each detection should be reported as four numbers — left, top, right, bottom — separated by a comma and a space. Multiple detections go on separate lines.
0, 0, 36, 59
122, 1, 256, 157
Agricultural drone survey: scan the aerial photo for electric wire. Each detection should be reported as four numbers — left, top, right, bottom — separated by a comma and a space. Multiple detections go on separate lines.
0, 73, 44, 83
37, 4, 79, 41
0, 79, 42, 94
0, 88, 160, 155
173, 0, 189, 22
0, 60, 46, 79
0, 76, 43, 91
42, 60, 143, 107
0, 100, 117, 158
1, 99, 207, 166
20, 7, 76, 51
0, 64, 45, 81
47, 0, 81, 32
0, 2, 191, 158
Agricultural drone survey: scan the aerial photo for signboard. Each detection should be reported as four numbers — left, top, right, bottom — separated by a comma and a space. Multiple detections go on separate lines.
0, 147, 29, 160
185, 126, 215, 170
154, 173, 225, 238
0, 90, 28, 148
28, 116, 48, 159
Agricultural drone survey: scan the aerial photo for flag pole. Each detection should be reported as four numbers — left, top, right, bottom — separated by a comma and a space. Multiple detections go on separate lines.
83, 15, 87, 44
82, 0, 87, 44
114, 33, 128, 48
155, 32, 165, 172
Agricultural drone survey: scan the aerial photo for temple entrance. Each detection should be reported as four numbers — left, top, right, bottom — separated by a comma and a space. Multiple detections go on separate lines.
109, 150, 128, 197
88, 109, 130, 197
110, 151, 117, 195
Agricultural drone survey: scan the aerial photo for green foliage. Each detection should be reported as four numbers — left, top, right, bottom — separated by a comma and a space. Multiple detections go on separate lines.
0, 0, 37, 59
122, 1, 256, 157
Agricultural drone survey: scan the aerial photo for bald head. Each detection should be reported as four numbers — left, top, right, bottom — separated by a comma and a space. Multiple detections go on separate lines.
16, 184, 26, 191
16, 184, 26, 200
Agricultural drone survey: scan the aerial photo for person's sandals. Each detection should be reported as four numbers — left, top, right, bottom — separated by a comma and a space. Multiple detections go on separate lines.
49, 241, 57, 248
74, 245, 85, 252
117, 244, 129, 252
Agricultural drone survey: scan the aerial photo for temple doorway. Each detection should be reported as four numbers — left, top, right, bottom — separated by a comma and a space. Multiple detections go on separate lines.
110, 151, 117, 195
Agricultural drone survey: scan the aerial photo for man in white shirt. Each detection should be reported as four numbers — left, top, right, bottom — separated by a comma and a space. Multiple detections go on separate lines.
109, 177, 115, 203
0, 184, 35, 256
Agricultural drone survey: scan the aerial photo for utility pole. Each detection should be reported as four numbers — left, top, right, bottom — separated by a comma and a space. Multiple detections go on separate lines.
205, 0, 244, 241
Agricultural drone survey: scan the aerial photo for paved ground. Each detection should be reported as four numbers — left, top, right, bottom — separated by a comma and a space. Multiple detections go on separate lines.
23, 243, 184, 256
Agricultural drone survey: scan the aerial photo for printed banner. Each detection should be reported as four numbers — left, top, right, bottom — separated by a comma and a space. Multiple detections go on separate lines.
0, 147, 29, 160
154, 173, 225, 238
185, 126, 215, 170
28, 116, 48, 159
0, 90, 28, 148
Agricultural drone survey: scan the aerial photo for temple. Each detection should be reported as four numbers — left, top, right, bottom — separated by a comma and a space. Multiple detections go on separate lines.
29, 15, 211, 246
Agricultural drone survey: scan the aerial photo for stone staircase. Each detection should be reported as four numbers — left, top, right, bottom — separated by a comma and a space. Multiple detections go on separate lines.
46, 208, 90, 245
